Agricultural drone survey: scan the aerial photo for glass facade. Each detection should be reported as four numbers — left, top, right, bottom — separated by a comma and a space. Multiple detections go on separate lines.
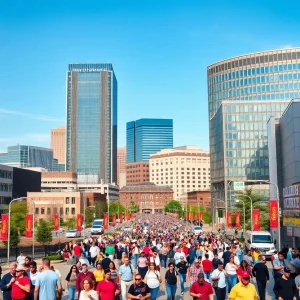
66, 63, 117, 184
126, 119, 173, 163
0, 145, 54, 170
208, 48, 300, 205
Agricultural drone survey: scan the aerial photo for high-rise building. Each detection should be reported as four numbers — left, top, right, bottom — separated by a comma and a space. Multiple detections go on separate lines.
208, 48, 300, 214
51, 126, 66, 166
149, 146, 210, 200
66, 63, 117, 184
126, 118, 173, 163
0, 145, 55, 171
117, 147, 126, 187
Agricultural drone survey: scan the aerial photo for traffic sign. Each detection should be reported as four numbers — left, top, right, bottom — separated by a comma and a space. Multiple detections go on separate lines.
233, 182, 245, 190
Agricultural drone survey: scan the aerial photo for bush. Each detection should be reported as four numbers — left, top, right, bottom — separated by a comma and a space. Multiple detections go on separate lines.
44, 253, 62, 261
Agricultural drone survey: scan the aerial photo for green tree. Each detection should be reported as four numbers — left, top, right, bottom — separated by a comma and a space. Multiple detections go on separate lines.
109, 202, 125, 217
85, 207, 95, 227
128, 201, 139, 213
234, 187, 269, 230
36, 219, 52, 245
3, 227, 20, 248
10, 201, 27, 236
164, 200, 183, 217
95, 201, 108, 218
188, 205, 212, 224
64, 217, 76, 229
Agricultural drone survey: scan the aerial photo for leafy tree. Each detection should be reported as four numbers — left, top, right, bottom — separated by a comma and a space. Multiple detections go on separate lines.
109, 202, 125, 216
188, 205, 212, 224
234, 187, 269, 230
64, 217, 76, 230
3, 227, 20, 248
95, 201, 108, 218
36, 219, 52, 245
85, 207, 95, 227
128, 201, 139, 213
10, 201, 27, 236
164, 200, 183, 217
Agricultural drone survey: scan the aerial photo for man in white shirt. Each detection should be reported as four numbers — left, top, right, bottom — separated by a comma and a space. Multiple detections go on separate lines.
174, 246, 186, 265
17, 251, 26, 265
211, 262, 227, 300
89, 242, 100, 267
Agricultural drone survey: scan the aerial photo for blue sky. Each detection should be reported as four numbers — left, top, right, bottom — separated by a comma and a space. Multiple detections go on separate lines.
0, 0, 299, 152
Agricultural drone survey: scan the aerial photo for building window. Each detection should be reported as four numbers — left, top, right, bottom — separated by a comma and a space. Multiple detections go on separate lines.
72, 197, 75, 204
47, 208, 51, 215
35, 208, 39, 214
65, 208, 69, 215
66, 197, 70, 204
41, 208, 45, 215
71, 208, 75, 215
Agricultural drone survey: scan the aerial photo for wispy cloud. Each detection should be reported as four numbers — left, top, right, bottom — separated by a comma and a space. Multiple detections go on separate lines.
0, 108, 65, 123
281, 44, 294, 49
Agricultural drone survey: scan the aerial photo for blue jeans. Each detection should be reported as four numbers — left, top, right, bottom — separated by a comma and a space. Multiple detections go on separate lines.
68, 285, 76, 300
178, 273, 186, 293
227, 274, 237, 293
166, 283, 177, 300
149, 286, 159, 300
160, 254, 168, 268
204, 271, 211, 280
133, 254, 140, 268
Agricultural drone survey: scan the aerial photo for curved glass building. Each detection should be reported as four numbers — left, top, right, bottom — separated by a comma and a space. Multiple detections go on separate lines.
208, 48, 300, 208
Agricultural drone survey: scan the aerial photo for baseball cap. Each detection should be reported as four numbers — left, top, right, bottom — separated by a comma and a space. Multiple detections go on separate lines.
284, 267, 291, 273
240, 271, 250, 279
16, 265, 25, 271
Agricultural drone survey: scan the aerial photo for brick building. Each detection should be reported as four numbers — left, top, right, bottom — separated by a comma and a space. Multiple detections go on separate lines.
187, 190, 211, 208
117, 147, 126, 188
126, 162, 149, 186
120, 182, 173, 213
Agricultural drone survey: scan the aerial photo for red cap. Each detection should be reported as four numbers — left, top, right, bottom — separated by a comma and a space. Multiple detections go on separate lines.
241, 271, 250, 279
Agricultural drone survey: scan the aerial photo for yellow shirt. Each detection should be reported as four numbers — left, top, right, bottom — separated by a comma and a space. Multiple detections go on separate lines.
94, 269, 104, 282
253, 252, 259, 261
229, 282, 258, 300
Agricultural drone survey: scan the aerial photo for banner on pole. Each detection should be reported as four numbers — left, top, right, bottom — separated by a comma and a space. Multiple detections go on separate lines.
53, 214, 59, 231
270, 200, 278, 228
253, 209, 260, 231
76, 214, 83, 232
119, 213, 123, 224
112, 213, 116, 227
227, 212, 232, 228
25, 214, 33, 238
1, 214, 8, 241
199, 212, 203, 222
103, 213, 108, 230
235, 212, 241, 228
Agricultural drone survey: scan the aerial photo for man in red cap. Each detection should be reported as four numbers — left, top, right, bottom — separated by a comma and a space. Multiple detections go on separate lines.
229, 271, 258, 300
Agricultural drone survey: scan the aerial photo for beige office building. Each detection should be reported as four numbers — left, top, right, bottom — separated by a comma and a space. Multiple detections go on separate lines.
51, 126, 66, 164
117, 147, 126, 187
149, 146, 210, 200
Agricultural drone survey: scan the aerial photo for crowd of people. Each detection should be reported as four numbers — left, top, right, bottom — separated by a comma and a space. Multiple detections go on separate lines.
0, 213, 299, 300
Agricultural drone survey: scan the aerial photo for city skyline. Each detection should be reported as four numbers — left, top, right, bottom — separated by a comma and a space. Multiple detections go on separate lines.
1, 1, 298, 152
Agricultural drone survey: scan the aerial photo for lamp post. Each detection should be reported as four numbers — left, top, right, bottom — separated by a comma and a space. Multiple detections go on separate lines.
8, 197, 26, 264
237, 194, 253, 230
235, 199, 245, 234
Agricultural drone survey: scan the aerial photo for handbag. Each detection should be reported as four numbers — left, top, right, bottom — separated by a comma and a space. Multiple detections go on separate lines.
212, 271, 222, 288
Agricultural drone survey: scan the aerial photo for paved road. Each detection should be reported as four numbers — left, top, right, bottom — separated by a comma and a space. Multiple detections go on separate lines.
55, 261, 276, 300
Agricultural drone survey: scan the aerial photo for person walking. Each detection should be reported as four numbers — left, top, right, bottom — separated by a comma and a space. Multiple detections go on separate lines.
96, 269, 120, 300
65, 265, 79, 300
202, 254, 213, 280
27, 261, 39, 300
164, 263, 179, 300
137, 252, 148, 279
189, 273, 214, 300
127, 274, 151, 300
93, 263, 104, 288
176, 256, 188, 295
79, 277, 99, 300
225, 255, 238, 294
75, 264, 96, 297
159, 243, 169, 268
118, 257, 134, 300
34, 258, 62, 300
188, 260, 203, 286
144, 263, 161, 300
89, 242, 100, 267
274, 267, 298, 300
229, 271, 258, 300
222, 247, 232, 267
252, 255, 269, 300
11, 265, 31, 300
211, 262, 227, 300
273, 252, 286, 281
0, 262, 17, 300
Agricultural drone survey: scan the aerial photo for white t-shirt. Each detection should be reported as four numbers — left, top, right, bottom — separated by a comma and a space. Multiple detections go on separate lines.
225, 263, 237, 275
79, 290, 99, 300
211, 269, 226, 288
17, 255, 26, 265
145, 270, 160, 288
90, 246, 99, 258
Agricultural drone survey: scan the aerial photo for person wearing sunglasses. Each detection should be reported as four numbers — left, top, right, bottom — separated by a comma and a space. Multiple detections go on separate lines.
127, 275, 151, 300
65, 265, 79, 300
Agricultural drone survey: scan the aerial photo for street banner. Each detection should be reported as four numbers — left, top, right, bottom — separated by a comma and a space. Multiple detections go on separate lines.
253, 209, 260, 230
76, 214, 83, 232
235, 212, 241, 228
25, 214, 33, 238
103, 213, 108, 230
270, 200, 278, 228
227, 212, 232, 228
127, 213, 131, 221
199, 212, 203, 222
53, 214, 59, 231
188, 212, 193, 221
1, 214, 8, 241
119, 213, 123, 224
112, 213, 116, 227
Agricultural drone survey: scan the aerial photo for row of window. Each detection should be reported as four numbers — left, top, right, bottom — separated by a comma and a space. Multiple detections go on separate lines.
152, 160, 209, 165
0, 170, 12, 179
0, 183, 12, 192
36, 207, 76, 215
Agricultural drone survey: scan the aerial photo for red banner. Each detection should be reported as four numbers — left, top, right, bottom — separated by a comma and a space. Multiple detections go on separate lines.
270, 200, 278, 228
235, 212, 241, 228
103, 213, 108, 230
1, 214, 8, 241
112, 213, 116, 227
199, 212, 203, 222
25, 214, 33, 238
53, 214, 59, 231
119, 213, 123, 224
76, 214, 83, 232
126, 213, 131, 221
253, 209, 260, 231
227, 212, 232, 228
188, 212, 193, 221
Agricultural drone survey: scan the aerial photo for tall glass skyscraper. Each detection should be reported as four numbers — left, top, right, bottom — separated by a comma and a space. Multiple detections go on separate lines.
208, 48, 300, 209
66, 63, 117, 184
126, 119, 173, 163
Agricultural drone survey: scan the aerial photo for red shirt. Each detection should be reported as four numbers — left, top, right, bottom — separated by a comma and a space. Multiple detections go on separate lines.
143, 246, 150, 255
182, 247, 189, 256
76, 271, 96, 291
12, 276, 31, 299
190, 281, 214, 300
202, 259, 213, 272
73, 245, 82, 256
96, 279, 118, 300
